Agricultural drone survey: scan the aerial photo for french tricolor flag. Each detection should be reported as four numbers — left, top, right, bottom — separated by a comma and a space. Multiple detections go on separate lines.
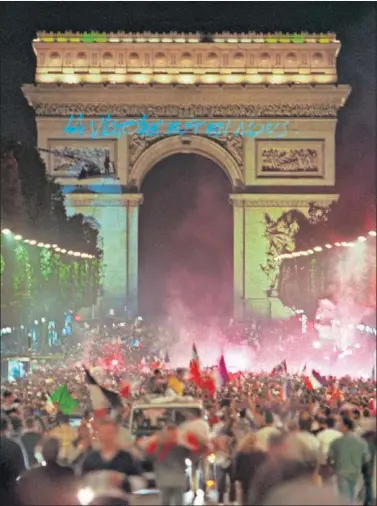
304, 369, 327, 390
280, 380, 292, 401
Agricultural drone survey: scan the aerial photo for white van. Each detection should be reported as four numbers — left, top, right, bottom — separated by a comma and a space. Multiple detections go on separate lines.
129, 396, 204, 438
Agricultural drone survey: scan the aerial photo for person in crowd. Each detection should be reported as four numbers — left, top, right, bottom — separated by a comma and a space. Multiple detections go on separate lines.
148, 369, 167, 395
167, 368, 186, 397
17, 437, 77, 505
255, 409, 281, 451
356, 408, 376, 436
248, 437, 322, 505
360, 421, 376, 506
0, 416, 26, 502
234, 433, 268, 504
104, 155, 110, 176
2, 388, 15, 414
295, 412, 320, 456
215, 417, 237, 505
261, 480, 345, 505
287, 420, 299, 435
316, 416, 342, 481
89, 494, 130, 506
234, 408, 253, 441
268, 432, 290, 458
311, 415, 327, 436
49, 411, 79, 464
145, 423, 191, 505
81, 417, 143, 494
328, 415, 370, 504
20, 416, 43, 468
211, 411, 227, 437
72, 419, 95, 467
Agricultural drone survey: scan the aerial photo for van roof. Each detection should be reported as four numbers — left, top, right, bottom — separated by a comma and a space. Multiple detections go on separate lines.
132, 395, 202, 409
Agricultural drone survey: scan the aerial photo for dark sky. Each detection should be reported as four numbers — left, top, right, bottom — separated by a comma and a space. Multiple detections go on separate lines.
0, 2, 376, 188
1, 2, 376, 319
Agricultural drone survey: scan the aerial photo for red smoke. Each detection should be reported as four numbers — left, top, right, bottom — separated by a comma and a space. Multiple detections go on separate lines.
139, 154, 233, 325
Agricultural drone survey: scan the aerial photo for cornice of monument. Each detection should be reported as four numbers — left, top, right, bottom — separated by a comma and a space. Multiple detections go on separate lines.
35, 31, 338, 44
65, 193, 143, 207
229, 193, 339, 208
23, 83, 351, 118
31, 31, 341, 86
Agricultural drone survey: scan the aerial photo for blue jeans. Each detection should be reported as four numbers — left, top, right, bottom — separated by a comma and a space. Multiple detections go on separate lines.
337, 475, 358, 503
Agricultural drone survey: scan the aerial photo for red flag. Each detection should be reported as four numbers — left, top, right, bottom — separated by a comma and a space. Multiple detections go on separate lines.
200, 373, 216, 397
189, 343, 201, 385
119, 381, 131, 399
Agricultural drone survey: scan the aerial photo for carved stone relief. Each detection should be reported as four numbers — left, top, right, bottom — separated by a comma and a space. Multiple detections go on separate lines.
260, 211, 300, 290
128, 133, 244, 171
128, 134, 166, 166
261, 148, 319, 173
217, 134, 243, 167
33, 102, 339, 118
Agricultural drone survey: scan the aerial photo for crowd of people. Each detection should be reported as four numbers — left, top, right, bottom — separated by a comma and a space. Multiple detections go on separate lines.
1, 344, 376, 506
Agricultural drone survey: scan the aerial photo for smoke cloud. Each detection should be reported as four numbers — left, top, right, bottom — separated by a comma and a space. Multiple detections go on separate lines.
139, 154, 234, 362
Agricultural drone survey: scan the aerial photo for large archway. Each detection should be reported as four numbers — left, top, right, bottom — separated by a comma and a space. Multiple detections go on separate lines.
139, 153, 233, 322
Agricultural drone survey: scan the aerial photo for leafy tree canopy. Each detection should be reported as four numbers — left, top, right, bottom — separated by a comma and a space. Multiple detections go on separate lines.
1, 140, 101, 257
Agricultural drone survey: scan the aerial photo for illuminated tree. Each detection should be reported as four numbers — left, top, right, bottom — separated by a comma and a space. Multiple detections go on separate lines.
0, 139, 102, 326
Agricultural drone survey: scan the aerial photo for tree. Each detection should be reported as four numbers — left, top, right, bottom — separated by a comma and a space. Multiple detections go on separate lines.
0, 142, 26, 231
294, 193, 376, 250
0, 139, 102, 326
1, 140, 101, 256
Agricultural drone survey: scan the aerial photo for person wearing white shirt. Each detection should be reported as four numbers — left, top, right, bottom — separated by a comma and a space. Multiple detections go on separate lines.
255, 411, 281, 452
317, 416, 342, 465
295, 414, 320, 458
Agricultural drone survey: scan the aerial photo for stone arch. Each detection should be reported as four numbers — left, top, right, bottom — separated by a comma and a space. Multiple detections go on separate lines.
129, 135, 243, 190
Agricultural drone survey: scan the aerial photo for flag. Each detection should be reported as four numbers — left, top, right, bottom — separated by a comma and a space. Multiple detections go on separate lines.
200, 373, 216, 397
119, 380, 131, 399
280, 380, 292, 401
189, 343, 201, 385
329, 381, 343, 402
303, 369, 327, 390
49, 385, 79, 415
218, 354, 229, 387
84, 367, 123, 418
271, 360, 288, 376
167, 376, 184, 396
301, 363, 307, 375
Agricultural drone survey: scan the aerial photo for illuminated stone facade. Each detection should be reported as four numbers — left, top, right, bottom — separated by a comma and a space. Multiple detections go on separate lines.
23, 32, 350, 319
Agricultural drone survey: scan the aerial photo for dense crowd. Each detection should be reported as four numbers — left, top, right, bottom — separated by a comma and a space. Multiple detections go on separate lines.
1, 351, 376, 506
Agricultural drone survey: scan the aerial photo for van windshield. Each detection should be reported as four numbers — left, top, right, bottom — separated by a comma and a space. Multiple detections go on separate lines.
131, 406, 202, 436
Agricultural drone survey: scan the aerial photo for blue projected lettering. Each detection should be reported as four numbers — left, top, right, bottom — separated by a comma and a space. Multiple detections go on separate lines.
64, 114, 289, 139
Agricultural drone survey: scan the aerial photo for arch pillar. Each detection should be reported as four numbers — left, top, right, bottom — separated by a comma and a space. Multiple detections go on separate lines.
65, 192, 143, 319
229, 193, 338, 320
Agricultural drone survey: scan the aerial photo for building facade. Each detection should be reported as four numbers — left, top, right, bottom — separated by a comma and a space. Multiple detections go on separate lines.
23, 31, 350, 319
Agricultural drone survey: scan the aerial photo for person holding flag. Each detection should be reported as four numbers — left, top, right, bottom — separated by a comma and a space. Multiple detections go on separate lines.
189, 343, 201, 386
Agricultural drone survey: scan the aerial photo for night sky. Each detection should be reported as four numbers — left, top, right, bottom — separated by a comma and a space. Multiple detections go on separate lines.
1, 2, 376, 319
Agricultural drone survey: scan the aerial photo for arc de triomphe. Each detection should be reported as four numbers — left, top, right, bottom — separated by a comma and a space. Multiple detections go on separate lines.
23, 31, 350, 320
